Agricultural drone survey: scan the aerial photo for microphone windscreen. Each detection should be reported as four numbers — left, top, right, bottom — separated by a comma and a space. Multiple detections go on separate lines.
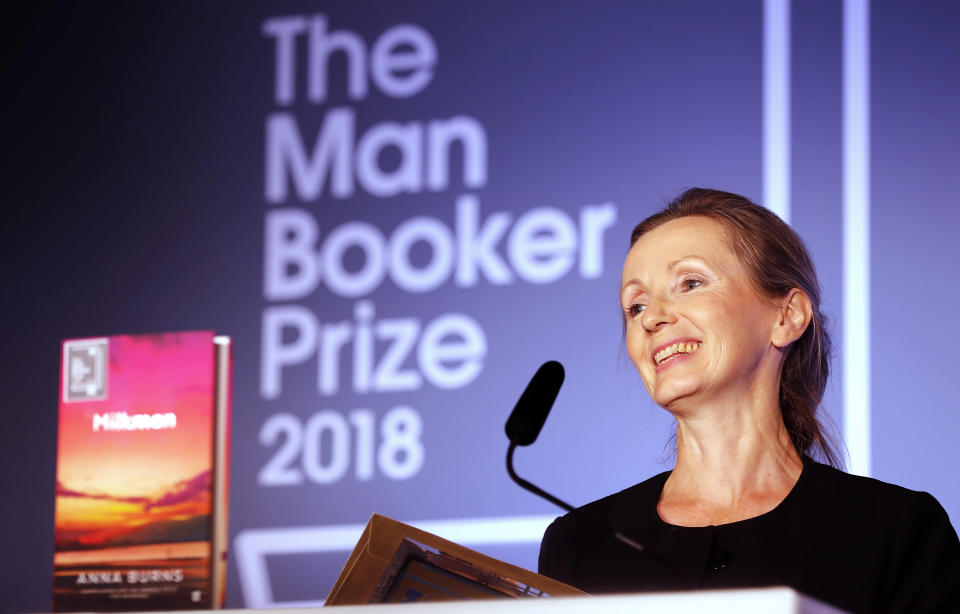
505, 361, 565, 446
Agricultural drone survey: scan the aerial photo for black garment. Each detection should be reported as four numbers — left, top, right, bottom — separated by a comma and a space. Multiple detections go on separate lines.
538, 458, 960, 613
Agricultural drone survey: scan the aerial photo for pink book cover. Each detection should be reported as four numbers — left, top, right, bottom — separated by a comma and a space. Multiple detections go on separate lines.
53, 331, 231, 611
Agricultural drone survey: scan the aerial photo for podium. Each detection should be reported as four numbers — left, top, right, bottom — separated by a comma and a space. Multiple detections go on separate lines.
128, 590, 845, 613
325, 589, 845, 612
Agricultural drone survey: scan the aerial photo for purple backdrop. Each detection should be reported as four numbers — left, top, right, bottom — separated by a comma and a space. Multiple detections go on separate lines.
3, 1, 958, 610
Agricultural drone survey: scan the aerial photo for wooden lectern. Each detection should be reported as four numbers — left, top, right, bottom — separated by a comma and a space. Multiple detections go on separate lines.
326, 514, 584, 604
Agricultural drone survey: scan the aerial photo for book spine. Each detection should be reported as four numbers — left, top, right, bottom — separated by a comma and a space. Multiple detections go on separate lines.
211, 336, 233, 609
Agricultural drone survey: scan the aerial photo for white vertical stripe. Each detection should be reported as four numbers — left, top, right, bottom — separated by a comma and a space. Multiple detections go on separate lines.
843, 0, 871, 476
763, 0, 791, 223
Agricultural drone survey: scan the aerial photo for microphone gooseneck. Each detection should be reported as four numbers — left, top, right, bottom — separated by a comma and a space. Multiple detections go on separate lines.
506, 441, 576, 513
506, 442, 655, 556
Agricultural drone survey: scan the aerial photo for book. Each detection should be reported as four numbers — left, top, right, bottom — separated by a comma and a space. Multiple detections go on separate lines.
327, 514, 586, 605
53, 331, 232, 611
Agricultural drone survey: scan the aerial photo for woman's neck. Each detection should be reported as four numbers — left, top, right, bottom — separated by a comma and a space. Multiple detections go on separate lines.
658, 405, 803, 526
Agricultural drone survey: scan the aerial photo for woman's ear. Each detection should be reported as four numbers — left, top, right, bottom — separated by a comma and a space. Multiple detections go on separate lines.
772, 288, 813, 348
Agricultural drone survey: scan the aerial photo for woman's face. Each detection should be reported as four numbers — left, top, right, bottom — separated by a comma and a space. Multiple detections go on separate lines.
620, 216, 783, 413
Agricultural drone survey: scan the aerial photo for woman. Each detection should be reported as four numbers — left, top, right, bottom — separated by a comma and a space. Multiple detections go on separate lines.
538, 189, 960, 613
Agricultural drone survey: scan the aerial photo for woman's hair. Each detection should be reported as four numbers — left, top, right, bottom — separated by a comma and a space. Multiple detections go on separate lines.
630, 188, 843, 467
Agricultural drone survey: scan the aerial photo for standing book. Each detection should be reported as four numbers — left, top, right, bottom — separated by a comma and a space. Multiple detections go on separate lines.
53, 331, 232, 611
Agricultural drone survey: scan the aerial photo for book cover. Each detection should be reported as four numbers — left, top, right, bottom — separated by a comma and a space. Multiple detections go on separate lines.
53, 331, 231, 611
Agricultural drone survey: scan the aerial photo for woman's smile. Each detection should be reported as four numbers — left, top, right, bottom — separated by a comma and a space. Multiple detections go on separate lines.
653, 339, 702, 372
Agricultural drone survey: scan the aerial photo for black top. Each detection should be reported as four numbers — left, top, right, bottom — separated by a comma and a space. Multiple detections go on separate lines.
538, 458, 960, 613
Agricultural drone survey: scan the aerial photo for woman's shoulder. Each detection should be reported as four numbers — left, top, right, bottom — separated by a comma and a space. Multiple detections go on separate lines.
800, 460, 960, 611
799, 459, 959, 570
800, 458, 950, 517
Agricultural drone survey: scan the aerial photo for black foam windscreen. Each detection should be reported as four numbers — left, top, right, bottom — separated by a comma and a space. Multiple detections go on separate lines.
504, 361, 565, 446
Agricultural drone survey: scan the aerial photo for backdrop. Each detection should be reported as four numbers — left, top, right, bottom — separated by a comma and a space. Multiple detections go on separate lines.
4, 1, 959, 611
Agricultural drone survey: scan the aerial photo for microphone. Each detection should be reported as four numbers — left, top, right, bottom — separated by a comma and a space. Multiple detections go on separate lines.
505, 361, 663, 558
505, 361, 575, 512
505, 360, 565, 447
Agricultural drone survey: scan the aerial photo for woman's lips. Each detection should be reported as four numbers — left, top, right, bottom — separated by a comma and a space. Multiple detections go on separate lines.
653, 340, 701, 372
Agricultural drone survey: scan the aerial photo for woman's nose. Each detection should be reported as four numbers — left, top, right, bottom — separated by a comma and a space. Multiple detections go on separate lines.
641, 298, 677, 332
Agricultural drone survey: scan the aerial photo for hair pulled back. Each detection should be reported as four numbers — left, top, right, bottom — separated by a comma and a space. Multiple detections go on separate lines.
630, 188, 842, 467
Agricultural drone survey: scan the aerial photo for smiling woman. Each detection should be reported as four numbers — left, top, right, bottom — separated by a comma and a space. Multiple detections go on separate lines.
623, 192, 838, 468
538, 189, 960, 614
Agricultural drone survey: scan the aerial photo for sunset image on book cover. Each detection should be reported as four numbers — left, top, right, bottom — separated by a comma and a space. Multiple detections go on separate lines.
53, 331, 231, 611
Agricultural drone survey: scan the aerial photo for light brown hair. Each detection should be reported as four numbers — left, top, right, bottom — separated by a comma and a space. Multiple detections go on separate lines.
630, 188, 843, 467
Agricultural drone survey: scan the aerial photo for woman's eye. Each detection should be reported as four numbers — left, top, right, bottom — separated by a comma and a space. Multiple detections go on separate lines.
628, 304, 646, 318
681, 278, 703, 291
